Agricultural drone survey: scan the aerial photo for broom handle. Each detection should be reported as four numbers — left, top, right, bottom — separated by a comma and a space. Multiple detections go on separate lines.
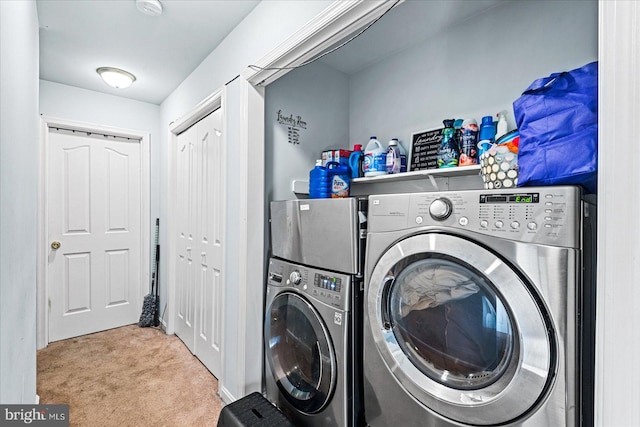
154, 245, 160, 298
151, 219, 160, 294
154, 245, 160, 326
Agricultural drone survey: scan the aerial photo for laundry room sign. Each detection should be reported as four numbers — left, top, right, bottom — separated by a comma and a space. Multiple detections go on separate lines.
410, 127, 443, 171
276, 110, 307, 145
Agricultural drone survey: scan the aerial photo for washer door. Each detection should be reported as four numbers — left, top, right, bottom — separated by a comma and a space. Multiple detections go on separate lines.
265, 291, 336, 414
368, 233, 555, 425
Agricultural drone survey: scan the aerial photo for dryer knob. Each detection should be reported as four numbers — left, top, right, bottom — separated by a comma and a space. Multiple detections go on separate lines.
429, 198, 453, 220
289, 271, 302, 286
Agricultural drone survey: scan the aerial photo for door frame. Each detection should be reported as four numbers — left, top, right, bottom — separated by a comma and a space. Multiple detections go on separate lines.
596, 2, 640, 425
37, 116, 150, 349
229, 0, 400, 401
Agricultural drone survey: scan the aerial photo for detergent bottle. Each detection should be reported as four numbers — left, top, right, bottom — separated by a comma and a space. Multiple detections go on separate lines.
327, 161, 350, 198
386, 138, 401, 174
308, 160, 330, 198
363, 136, 387, 177
397, 140, 407, 172
348, 144, 364, 178
478, 115, 496, 157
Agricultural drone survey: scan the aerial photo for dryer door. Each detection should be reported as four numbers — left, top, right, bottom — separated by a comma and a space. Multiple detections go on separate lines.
265, 291, 336, 414
367, 233, 555, 425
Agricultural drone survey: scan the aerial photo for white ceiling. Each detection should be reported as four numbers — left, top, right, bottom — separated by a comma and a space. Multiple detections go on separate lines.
36, 0, 260, 105
36, 0, 503, 106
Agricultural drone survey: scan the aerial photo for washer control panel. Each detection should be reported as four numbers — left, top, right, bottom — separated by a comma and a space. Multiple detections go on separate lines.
267, 257, 350, 310
369, 186, 582, 247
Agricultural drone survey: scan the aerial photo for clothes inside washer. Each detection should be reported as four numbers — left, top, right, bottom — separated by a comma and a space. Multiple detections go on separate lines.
391, 258, 481, 316
387, 256, 513, 389
396, 262, 480, 316
400, 295, 496, 368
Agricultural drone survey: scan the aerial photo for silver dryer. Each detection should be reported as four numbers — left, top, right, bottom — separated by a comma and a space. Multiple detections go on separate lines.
363, 186, 596, 426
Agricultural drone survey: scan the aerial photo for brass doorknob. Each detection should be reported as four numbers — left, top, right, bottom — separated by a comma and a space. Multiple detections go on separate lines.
51, 241, 61, 250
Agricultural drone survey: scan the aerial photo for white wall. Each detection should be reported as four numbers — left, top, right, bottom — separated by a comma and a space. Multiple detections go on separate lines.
0, 0, 40, 404
39, 81, 162, 282
158, 0, 334, 402
39, 80, 161, 135
265, 61, 350, 203
348, 0, 598, 151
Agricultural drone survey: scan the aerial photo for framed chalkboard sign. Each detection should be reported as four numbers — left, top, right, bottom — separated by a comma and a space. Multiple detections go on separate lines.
409, 127, 443, 171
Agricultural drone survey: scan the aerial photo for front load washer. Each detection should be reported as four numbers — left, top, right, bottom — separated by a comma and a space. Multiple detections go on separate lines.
265, 257, 353, 427
363, 186, 596, 426
265, 198, 368, 427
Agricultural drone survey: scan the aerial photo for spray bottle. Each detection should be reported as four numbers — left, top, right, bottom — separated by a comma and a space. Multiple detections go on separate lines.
495, 111, 508, 141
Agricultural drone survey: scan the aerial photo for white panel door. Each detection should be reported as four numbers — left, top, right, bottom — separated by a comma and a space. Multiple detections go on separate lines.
193, 108, 224, 377
175, 125, 197, 353
47, 128, 142, 342
174, 108, 224, 379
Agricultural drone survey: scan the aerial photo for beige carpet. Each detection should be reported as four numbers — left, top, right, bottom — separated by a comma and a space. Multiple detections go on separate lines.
37, 325, 224, 427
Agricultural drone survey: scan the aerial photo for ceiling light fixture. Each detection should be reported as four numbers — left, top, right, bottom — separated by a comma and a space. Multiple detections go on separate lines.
136, 0, 163, 17
96, 67, 137, 89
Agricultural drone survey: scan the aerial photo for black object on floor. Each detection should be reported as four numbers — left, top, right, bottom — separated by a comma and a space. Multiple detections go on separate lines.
217, 392, 295, 427
139, 218, 160, 327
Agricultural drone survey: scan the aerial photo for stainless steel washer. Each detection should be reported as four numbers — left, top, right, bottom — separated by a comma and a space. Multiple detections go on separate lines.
265, 198, 367, 427
362, 186, 595, 426
264, 257, 352, 426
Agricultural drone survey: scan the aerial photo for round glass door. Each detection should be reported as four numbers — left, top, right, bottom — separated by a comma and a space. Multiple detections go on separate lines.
389, 255, 514, 391
367, 233, 555, 425
265, 291, 336, 414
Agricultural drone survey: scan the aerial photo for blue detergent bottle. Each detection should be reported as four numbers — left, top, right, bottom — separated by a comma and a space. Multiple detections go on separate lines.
309, 160, 331, 198
327, 161, 350, 198
478, 115, 496, 157
348, 144, 364, 178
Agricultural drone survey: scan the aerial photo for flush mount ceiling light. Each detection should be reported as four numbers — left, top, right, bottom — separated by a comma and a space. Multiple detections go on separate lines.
136, 0, 163, 16
96, 67, 136, 89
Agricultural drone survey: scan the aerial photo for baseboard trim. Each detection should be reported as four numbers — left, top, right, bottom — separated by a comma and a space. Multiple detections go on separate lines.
218, 385, 235, 405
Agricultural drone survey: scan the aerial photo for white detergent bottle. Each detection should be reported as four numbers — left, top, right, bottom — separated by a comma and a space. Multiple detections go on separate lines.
363, 136, 387, 177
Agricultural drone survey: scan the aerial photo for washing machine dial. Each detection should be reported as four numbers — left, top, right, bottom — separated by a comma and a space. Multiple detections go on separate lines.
429, 198, 453, 220
289, 270, 302, 286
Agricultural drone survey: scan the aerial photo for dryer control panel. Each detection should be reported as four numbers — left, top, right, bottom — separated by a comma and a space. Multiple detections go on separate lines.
267, 257, 351, 311
368, 186, 582, 247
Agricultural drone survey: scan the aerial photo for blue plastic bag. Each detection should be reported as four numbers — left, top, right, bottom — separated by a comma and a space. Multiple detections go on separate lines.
513, 61, 598, 193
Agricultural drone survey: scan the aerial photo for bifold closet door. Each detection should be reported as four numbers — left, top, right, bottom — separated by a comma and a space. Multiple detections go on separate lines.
175, 108, 224, 379
175, 124, 197, 352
